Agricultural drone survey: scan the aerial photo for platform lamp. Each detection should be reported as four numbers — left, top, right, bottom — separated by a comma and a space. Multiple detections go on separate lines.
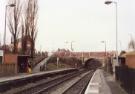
3, 4, 16, 63
105, 1, 118, 75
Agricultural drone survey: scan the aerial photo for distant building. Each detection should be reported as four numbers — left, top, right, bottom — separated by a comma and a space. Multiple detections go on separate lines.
125, 51, 135, 69
116, 51, 135, 69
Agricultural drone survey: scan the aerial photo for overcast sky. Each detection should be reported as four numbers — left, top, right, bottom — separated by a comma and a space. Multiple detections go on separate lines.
0, 0, 135, 52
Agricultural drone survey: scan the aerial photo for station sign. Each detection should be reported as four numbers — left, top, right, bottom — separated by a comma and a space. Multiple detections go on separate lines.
0, 50, 3, 64
0, 50, 3, 56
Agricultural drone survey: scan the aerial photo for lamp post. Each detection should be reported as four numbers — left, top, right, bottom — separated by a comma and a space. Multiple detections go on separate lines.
82, 52, 84, 65
3, 4, 16, 63
105, 1, 118, 65
70, 41, 74, 51
101, 41, 107, 57
101, 41, 106, 67
101, 41, 107, 71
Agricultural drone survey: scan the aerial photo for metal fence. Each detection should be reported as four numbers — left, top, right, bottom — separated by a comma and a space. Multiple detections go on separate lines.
0, 63, 17, 77
115, 66, 135, 94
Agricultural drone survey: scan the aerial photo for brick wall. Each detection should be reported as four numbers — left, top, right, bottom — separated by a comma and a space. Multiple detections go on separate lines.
4, 54, 18, 64
126, 55, 135, 69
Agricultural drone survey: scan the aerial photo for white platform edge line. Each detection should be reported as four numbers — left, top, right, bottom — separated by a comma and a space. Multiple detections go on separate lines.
84, 70, 97, 94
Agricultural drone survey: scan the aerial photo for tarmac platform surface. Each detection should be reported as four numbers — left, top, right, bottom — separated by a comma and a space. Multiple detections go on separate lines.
85, 69, 127, 94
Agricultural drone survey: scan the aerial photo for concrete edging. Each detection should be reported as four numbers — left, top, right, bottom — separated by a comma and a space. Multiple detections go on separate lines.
85, 69, 112, 94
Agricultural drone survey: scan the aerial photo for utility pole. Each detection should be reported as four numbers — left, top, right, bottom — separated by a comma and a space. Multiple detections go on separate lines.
57, 57, 59, 69
65, 41, 75, 57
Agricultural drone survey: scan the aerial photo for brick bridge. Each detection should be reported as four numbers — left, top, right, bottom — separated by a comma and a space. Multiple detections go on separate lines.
69, 52, 114, 66
54, 50, 114, 66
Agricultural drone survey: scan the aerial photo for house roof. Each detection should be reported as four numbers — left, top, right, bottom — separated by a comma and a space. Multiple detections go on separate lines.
126, 51, 135, 56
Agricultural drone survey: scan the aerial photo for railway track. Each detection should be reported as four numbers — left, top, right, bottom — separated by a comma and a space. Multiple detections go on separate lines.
3, 69, 94, 94
13, 69, 87, 94
63, 71, 94, 94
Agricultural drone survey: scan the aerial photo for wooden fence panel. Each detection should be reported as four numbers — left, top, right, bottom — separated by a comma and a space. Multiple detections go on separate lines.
0, 64, 17, 77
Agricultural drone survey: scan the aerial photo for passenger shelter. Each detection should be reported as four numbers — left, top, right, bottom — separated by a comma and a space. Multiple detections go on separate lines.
17, 55, 30, 73
4, 54, 30, 73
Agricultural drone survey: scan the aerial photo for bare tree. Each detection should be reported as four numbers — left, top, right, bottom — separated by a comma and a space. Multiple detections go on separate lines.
128, 38, 135, 51
21, 18, 27, 54
8, 0, 22, 53
21, 0, 38, 57
29, 0, 38, 58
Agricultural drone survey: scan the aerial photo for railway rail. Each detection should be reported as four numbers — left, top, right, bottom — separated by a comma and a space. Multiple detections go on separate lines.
14, 69, 87, 94
63, 71, 94, 94
2, 68, 94, 94
0, 68, 77, 94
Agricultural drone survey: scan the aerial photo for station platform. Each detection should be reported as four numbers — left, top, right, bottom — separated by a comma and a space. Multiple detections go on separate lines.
85, 69, 127, 94
0, 68, 77, 93
0, 68, 76, 83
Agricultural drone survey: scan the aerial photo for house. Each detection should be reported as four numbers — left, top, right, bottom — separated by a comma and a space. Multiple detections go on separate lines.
118, 51, 135, 69
125, 51, 135, 69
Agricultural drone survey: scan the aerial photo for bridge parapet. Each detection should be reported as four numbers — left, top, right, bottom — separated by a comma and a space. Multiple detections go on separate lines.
77, 56, 105, 67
